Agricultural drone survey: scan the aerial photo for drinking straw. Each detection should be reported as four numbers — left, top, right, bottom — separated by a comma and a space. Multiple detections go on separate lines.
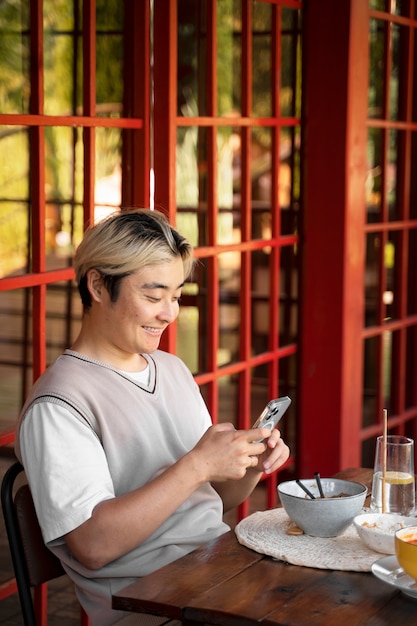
382, 408, 387, 513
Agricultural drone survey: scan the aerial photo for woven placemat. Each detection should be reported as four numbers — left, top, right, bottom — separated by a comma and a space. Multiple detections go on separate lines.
235, 508, 381, 572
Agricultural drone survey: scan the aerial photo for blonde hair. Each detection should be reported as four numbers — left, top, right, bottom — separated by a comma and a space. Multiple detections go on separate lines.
74, 209, 195, 308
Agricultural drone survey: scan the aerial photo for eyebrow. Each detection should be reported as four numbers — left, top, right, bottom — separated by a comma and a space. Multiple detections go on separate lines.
141, 281, 185, 290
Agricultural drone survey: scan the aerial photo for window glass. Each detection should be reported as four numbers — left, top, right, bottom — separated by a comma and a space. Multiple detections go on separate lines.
365, 232, 382, 327
367, 128, 383, 222
217, 0, 241, 116
94, 127, 122, 220
363, 336, 379, 426
281, 7, 302, 118
405, 326, 417, 409
96, 0, 123, 117
0, 127, 29, 277
407, 229, 417, 315
44, 0, 76, 115
369, 18, 385, 120
252, 1, 272, 118
219, 250, 241, 368
178, 0, 207, 117
0, 288, 30, 423
0, 0, 30, 114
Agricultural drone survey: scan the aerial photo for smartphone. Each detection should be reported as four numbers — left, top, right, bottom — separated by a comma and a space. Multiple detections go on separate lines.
252, 396, 291, 442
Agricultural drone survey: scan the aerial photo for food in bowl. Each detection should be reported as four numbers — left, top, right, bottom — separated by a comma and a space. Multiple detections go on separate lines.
353, 513, 416, 554
395, 525, 417, 581
277, 478, 367, 538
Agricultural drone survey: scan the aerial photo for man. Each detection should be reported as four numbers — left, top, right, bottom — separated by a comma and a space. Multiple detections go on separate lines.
16, 209, 289, 625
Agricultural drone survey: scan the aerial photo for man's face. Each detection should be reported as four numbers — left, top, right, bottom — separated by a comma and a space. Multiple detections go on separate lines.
93, 257, 185, 361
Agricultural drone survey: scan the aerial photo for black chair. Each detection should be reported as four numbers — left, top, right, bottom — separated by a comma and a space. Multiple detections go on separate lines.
1, 460, 89, 625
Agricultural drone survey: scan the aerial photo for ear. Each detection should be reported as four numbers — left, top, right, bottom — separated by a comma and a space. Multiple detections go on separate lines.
86, 269, 104, 303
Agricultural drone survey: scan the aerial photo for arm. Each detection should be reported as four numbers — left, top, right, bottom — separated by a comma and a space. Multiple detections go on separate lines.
66, 423, 275, 569
21, 405, 272, 571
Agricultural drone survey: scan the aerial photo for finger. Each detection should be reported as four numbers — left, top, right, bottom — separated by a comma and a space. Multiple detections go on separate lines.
215, 422, 236, 433
249, 427, 271, 443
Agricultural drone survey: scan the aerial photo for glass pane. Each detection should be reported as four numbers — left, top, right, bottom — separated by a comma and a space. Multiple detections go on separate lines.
0, 288, 29, 428
252, 246, 270, 356
251, 370, 271, 422
412, 132, 417, 215
94, 127, 122, 220
218, 374, 238, 425
178, 0, 207, 117
44, 0, 76, 116
362, 438, 376, 469
43, 126, 84, 269
252, 1, 272, 118
391, 0, 413, 17
176, 208, 200, 252
177, 296, 199, 374
176, 124, 199, 222
365, 232, 382, 327
363, 336, 379, 427
0, 126, 29, 277
217, 127, 234, 214
280, 243, 298, 345
390, 23, 410, 121
281, 8, 302, 118
176, 126, 211, 246
0, 0, 30, 114
405, 325, 417, 409
389, 23, 400, 120
369, 19, 385, 120
367, 128, 383, 222
191, 258, 210, 374
370, 0, 387, 10
278, 353, 297, 453
407, 229, 417, 315
219, 250, 240, 368
386, 129, 396, 220
251, 127, 271, 239
280, 126, 299, 236
217, 0, 241, 117
96, 0, 123, 117
46, 280, 82, 366
384, 231, 398, 321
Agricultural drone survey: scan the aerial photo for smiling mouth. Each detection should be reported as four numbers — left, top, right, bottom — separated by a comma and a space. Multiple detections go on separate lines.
143, 326, 164, 334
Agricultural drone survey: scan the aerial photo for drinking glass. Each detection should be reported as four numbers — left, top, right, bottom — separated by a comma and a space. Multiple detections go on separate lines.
370, 435, 415, 515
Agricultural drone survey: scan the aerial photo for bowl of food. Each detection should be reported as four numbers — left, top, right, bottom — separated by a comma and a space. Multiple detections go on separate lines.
277, 478, 367, 537
395, 525, 417, 581
354, 513, 416, 554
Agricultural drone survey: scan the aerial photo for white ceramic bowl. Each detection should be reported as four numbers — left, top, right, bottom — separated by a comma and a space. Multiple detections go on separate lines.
353, 513, 417, 554
277, 478, 367, 537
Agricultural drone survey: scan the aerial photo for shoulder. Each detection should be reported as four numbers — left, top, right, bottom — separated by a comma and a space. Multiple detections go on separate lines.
149, 350, 197, 386
150, 349, 189, 370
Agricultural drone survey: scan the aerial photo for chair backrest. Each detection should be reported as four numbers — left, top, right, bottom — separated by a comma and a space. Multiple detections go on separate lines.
1, 461, 65, 625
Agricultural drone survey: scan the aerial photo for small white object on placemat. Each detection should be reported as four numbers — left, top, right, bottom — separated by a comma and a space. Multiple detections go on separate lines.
235, 508, 381, 572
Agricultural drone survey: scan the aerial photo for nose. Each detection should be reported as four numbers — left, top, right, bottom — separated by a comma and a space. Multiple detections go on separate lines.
157, 299, 179, 323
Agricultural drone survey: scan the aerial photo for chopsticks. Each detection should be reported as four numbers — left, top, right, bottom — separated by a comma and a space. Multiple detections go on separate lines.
315, 472, 325, 498
296, 474, 326, 500
296, 479, 316, 499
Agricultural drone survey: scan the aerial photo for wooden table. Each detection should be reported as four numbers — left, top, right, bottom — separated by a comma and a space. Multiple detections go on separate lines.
113, 468, 417, 625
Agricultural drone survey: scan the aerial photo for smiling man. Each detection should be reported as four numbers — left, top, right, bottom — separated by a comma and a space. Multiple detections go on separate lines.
15, 209, 290, 626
